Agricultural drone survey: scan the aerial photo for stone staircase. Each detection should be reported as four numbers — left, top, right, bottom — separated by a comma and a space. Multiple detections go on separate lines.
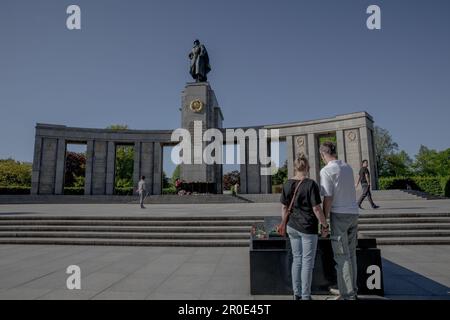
0, 190, 439, 205
0, 216, 262, 247
0, 211, 449, 246
358, 212, 450, 245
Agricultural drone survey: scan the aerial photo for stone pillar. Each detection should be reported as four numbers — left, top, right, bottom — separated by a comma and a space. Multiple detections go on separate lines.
54, 138, 66, 195
141, 142, 154, 195
92, 141, 108, 195
105, 141, 116, 195
344, 129, 362, 182
153, 142, 162, 195
307, 133, 319, 182
38, 138, 58, 194
286, 136, 295, 178
31, 136, 43, 195
133, 141, 141, 195
180, 82, 224, 187
359, 126, 377, 189
336, 130, 346, 161
246, 137, 261, 194
260, 138, 272, 194
84, 140, 94, 195
240, 160, 248, 194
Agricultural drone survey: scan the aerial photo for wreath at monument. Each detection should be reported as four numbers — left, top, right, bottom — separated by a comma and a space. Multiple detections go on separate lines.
189, 99, 204, 112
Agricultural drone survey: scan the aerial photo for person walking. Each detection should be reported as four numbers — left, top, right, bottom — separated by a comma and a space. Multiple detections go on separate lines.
319, 142, 359, 300
137, 176, 147, 209
356, 160, 379, 209
279, 154, 329, 300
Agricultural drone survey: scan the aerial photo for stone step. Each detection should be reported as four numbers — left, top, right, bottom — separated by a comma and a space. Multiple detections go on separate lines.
0, 220, 260, 227
0, 238, 250, 247
360, 230, 450, 238
0, 231, 251, 240
0, 189, 441, 205
376, 237, 450, 245
358, 223, 450, 230
357, 217, 450, 224
0, 215, 265, 221
0, 225, 252, 233
359, 212, 450, 218
0, 223, 448, 232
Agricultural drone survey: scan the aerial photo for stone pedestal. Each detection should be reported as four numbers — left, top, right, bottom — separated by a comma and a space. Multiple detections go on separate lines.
180, 82, 224, 192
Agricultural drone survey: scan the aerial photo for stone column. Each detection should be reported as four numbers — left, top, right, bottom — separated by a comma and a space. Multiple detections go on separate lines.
307, 133, 319, 182
359, 126, 377, 189
152, 142, 162, 195
133, 142, 141, 195
54, 138, 66, 195
240, 161, 248, 194
246, 137, 261, 194
105, 141, 116, 195
286, 136, 295, 178
336, 130, 346, 161
84, 140, 94, 195
92, 141, 108, 195
344, 129, 362, 181
38, 138, 58, 194
141, 142, 154, 195
31, 137, 43, 195
260, 139, 272, 194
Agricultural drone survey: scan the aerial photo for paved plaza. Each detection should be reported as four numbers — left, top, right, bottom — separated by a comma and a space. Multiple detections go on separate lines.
1, 198, 450, 217
0, 200, 449, 300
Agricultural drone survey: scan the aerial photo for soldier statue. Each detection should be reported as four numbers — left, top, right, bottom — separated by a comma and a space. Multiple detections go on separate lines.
188, 39, 211, 82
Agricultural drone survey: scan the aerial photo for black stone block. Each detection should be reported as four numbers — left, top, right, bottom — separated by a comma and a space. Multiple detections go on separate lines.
250, 237, 384, 296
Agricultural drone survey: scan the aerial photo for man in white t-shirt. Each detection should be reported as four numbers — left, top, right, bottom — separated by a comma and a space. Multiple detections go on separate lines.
137, 176, 147, 209
319, 141, 359, 300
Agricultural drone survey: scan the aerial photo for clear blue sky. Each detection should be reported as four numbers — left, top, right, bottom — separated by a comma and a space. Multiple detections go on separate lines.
1, 0, 449, 172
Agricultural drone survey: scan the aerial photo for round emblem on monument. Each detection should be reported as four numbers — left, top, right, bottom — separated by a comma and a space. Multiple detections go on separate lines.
189, 99, 204, 113
296, 136, 305, 147
347, 130, 357, 142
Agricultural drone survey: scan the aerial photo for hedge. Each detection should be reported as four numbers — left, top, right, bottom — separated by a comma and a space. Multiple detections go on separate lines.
163, 186, 177, 195
0, 186, 31, 194
64, 187, 84, 195
378, 176, 450, 197
114, 187, 134, 196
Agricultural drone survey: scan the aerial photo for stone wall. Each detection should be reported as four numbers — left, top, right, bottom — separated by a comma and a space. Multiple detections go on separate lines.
31, 85, 376, 195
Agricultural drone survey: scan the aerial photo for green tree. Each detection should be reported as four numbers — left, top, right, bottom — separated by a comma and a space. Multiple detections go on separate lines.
107, 124, 129, 131
115, 145, 134, 188
223, 170, 240, 190
374, 126, 399, 176
0, 159, 32, 186
383, 151, 413, 177
162, 171, 170, 188
64, 151, 86, 187
171, 165, 181, 185
272, 160, 288, 185
413, 146, 450, 176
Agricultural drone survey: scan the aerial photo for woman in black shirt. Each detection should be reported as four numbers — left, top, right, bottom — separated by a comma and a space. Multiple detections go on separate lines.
280, 154, 329, 300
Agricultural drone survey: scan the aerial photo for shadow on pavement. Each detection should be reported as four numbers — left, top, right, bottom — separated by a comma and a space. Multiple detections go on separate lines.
382, 258, 450, 300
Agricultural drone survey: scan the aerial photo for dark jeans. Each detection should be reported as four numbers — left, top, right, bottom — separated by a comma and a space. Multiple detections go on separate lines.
358, 183, 376, 208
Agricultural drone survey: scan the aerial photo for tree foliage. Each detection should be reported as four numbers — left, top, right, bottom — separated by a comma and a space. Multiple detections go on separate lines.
272, 160, 288, 185
64, 152, 86, 187
171, 165, 181, 185
115, 145, 134, 188
0, 159, 31, 186
223, 170, 240, 190
413, 146, 450, 176
374, 126, 400, 176
107, 124, 129, 131
374, 126, 450, 178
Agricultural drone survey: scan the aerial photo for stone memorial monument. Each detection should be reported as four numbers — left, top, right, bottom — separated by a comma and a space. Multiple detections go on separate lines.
30, 40, 377, 196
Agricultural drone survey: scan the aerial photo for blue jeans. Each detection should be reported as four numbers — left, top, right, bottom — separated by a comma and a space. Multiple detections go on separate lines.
287, 225, 318, 300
